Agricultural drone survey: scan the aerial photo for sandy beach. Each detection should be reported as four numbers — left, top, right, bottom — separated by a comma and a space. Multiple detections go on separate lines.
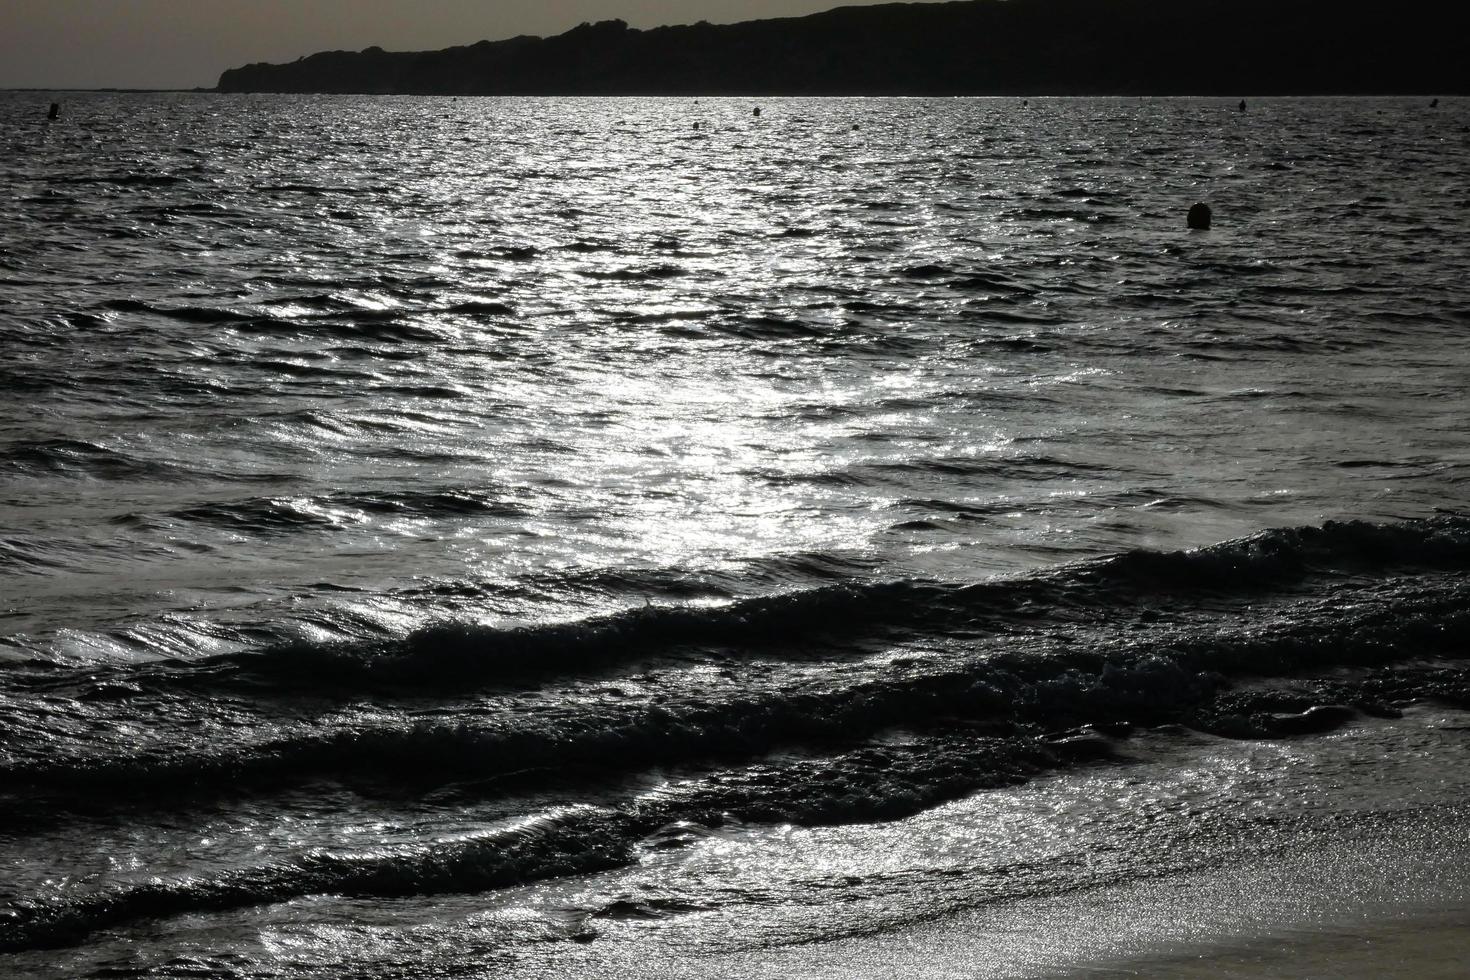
759, 820, 1470, 980
1081, 914, 1470, 979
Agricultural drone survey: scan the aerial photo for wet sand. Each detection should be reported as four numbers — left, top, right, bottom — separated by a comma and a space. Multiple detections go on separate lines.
690, 899, 1470, 980
672, 801, 1470, 980
1078, 913, 1470, 978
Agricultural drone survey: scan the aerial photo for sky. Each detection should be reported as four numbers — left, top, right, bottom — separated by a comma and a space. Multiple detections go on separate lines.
0, 0, 932, 90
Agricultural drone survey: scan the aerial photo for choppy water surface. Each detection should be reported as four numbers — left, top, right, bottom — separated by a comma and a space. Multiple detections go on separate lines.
1, 94, 1468, 977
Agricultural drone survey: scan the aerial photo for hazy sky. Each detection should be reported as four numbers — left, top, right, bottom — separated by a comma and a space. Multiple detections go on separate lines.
0, 1, 932, 90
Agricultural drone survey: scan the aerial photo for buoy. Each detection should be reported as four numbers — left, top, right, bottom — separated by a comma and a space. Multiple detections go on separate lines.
753, 107, 762, 118
693, 122, 701, 130
1187, 203, 1212, 230
1238, 100, 1247, 112
1430, 97, 1439, 108
47, 102, 60, 120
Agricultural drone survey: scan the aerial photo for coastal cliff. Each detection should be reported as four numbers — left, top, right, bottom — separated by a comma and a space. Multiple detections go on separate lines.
217, 0, 1465, 95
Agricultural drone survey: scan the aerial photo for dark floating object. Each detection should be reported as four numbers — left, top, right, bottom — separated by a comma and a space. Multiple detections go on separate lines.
1187, 203, 1212, 230
47, 102, 60, 120
1430, 97, 1439, 108
1238, 99, 1247, 112
852, 123, 861, 130
753, 107, 762, 117
692, 122, 700, 130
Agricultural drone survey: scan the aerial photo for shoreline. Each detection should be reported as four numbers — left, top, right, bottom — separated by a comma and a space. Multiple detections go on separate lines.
483, 712, 1470, 980
766, 803, 1470, 980
696, 859, 1470, 980
1071, 911, 1470, 978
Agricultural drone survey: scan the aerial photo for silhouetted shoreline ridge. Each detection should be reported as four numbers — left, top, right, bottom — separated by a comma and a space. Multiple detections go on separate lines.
215, 0, 1465, 96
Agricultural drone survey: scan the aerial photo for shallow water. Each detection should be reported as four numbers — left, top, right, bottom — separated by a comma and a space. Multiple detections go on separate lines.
1, 93, 1468, 976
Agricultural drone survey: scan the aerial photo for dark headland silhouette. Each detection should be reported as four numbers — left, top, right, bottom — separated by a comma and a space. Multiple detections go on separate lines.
217, 0, 1466, 96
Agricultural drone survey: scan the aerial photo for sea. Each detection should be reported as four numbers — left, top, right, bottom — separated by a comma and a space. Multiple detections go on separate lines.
1, 93, 1468, 978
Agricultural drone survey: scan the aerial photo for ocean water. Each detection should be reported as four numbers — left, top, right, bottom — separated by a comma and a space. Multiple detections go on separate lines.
1, 93, 1468, 977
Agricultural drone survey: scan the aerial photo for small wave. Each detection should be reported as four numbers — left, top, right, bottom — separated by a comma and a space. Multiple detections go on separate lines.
0, 538, 68, 573
3, 520, 1463, 799
950, 272, 1035, 294
970, 335, 1055, 352
128, 488, 525, 535
714, 315, 832, 341
160, 498, 345, 533
0, 808, 635, 953
0, 718, 1106, 951
85, 516, 1470, 700
103, 299, 254, 323
258, 293, 355, 312
579, 264, 688, 282
205, 581, 934, 691
1335, 459, 1420, 470
230, 316, 444, 343
350, 489, 527, 518
455, 245, 538, 260
1002, 207, 1116, 223
611, 309, 713, 325
958, 307, 1065, 326
559, 240, 617, 254
901, 263, 954, 279
0, 714, 1135, 951
444, 300, 514, 316
1084, 516, 1470, 593
741, 550, 885, 583
784, 452, 1115, 488
494, 566, 735, 603
0, 438, 175, 481
898, 497, 1004, 520
3, 548, 1466, 894
55, 172, 189, 188
259, 183, 359, 195
251, 358, 376, 381
9, 578, 1460, 805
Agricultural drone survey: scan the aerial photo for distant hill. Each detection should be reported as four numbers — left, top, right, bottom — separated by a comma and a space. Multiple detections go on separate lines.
217, 0, 1467, 96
